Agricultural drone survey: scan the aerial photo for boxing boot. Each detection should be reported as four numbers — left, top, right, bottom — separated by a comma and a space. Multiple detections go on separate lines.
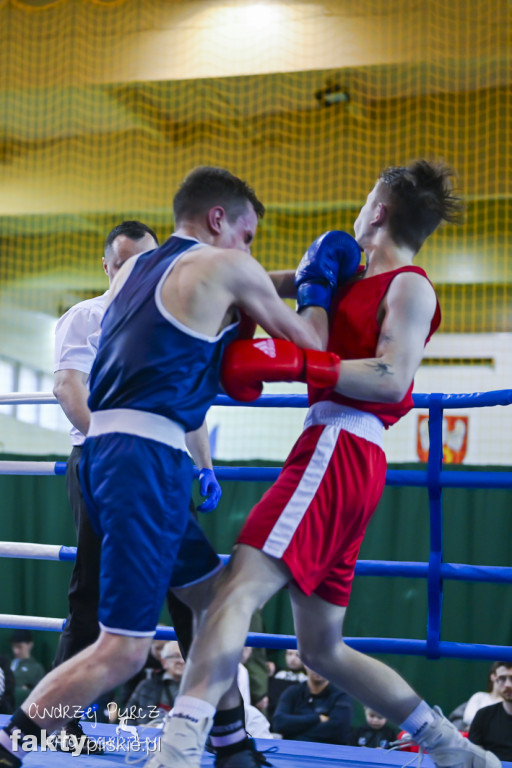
414, 706, 501, 768
142, 714, 213, 768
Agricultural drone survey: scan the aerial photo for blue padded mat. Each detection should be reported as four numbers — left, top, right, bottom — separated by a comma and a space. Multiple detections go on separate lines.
0, 718, 510, 767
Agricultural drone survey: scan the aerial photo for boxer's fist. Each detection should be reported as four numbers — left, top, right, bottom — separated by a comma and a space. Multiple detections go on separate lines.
221, 339, 303, 401
295, 230, 361, 312
197, 468, 222, 513
220, 339, 341, 402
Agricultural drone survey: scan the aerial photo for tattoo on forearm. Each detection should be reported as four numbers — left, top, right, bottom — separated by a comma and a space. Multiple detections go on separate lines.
366, 361, 394, 377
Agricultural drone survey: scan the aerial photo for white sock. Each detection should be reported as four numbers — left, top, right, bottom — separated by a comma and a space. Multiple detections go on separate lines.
400, 701, 436, 738
170, 695, 216, 724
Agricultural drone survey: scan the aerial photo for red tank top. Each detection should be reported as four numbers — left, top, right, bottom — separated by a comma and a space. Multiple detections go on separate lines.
309, 265, 441, 428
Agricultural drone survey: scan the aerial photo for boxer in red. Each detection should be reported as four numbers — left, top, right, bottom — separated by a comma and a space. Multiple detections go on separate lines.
154, 161, 498, 768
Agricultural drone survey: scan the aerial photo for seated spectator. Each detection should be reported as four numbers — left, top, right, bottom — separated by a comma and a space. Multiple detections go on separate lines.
351, 706, 397, 749
468, 661, 512, 762
123, 640, 184, 727
237, 655, 275, 739
463, 661, 505, 727
10, 629, 45, 708
116, 636, 167, 710
272, 666, 352, 744
0, 654, 15, 714
275, 649, 308, 684
447, 701, 468, 731
243, 612, 270, 713
267, 648, 308, 717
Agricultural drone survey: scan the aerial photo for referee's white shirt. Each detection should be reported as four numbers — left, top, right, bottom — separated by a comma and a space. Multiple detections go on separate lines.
53, 293, 107, 446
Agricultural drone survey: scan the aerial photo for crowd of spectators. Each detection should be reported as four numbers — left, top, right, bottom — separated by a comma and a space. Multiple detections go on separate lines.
1, 629, 510, 761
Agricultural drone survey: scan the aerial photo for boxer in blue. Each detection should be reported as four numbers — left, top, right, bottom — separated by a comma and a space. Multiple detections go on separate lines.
0, 167, 344, 768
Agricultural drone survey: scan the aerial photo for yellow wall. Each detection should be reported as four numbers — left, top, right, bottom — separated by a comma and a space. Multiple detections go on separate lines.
0, 0, 511, 333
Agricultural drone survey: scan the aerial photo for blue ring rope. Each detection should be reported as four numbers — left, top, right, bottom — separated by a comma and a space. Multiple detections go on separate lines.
1, 618, 510, 662
190, 467, 512, 489
55, 547, 512, 584
149, 629, 512, 663
214, 389, 512, 409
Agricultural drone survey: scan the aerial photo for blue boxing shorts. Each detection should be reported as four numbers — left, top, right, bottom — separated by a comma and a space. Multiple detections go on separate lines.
79, 432, 222, 636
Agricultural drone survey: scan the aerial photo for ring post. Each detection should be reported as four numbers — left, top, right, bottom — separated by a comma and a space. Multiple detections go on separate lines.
426, 393, 444, 659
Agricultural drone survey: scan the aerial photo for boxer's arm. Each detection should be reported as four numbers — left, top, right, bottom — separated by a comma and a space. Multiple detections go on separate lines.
269, 272, 329, 345
186, 421, 222, 512
297, 306, 330, 349
268, 270, 296, 299
332, 271, 437, 403
223, 252, 322, 350
159, 249, 322, 350
185, 420, 213, 472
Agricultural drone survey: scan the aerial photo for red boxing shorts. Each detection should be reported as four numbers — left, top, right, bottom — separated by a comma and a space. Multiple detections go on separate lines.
237, 401, 387, 606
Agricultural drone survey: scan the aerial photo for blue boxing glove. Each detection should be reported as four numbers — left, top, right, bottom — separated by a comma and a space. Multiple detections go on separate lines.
295, 230, 361, 312
197, 468, 222, 513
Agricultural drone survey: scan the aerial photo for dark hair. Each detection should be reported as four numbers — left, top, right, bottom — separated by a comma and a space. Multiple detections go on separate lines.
104, 220, 159, 256
173, 166, 265, 225
11, 629, 32, 643
489, 661, 512, 690
379, 160, 464, 253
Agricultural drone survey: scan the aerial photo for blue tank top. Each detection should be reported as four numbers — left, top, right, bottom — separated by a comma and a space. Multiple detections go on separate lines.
88, 235, 240, 432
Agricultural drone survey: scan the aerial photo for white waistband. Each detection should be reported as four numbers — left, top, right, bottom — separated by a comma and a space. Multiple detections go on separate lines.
88, 409, 187, 451
304, 401, 384, 448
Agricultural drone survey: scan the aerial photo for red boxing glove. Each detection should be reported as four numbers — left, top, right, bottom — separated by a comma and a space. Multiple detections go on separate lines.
302, 348, 342, 390
220, 339, 341, 402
